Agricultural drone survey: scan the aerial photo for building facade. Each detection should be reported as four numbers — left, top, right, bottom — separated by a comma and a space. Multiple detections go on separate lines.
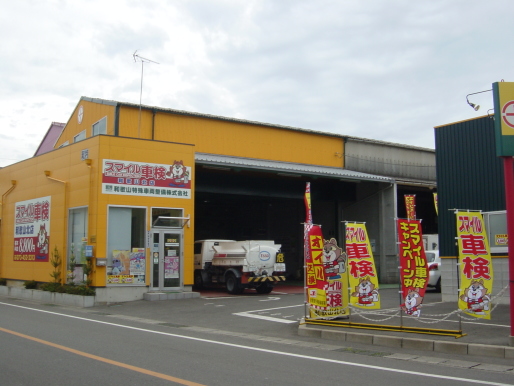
0, 97, 437, 303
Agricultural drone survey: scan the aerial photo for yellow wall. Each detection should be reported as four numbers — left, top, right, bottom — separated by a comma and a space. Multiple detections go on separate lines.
117, 105, 346, 168
54, 99, 116, 148
0, 135, 195, 287
54, 98, 346, 170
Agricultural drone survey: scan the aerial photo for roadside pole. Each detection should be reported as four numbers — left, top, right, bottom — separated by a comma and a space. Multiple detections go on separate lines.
501, 156, 514, 346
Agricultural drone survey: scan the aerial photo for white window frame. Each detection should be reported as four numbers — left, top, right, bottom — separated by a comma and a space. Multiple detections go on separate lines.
92, 116, 107, 136
74, 130, 86, 143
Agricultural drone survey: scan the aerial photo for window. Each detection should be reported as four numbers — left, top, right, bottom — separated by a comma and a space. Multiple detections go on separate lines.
92, 116, 107, 136
107, 207, 146, 285
74, 130, 86, 143
58, 141, 69, 148
67, 207, 88, 284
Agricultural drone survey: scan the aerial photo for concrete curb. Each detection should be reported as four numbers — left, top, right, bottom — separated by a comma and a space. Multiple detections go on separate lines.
298, 324, 514, 360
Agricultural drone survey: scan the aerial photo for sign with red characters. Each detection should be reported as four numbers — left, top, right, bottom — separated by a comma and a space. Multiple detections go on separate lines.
397, 219, 428, 316
13, 196, 51, 262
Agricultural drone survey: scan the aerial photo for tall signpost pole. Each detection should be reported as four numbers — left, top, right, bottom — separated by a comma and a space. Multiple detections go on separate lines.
492, 81, 514, 345
502, 156, 514, 345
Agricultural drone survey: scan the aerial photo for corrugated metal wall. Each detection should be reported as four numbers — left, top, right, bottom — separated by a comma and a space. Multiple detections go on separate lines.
435, 116, 505, 257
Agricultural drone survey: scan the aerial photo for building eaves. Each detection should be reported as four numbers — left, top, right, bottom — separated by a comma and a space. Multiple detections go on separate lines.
195, 153, 395, 183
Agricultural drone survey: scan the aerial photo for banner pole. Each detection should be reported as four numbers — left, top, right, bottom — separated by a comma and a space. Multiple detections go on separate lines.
502, 156, 514, 344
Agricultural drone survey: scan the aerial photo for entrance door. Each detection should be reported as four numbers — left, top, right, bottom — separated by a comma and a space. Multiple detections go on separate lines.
151, 230, 182, 290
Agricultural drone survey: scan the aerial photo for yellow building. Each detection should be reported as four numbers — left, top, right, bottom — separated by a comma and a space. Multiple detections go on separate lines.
0, 96, 436, 303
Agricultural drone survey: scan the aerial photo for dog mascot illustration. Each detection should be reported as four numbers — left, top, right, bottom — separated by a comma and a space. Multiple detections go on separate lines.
36, 223, 49, 256
322, 238, 346, 280
167, 160, 189, 184
401, 287, 423, 317
111, 256, 125, 275
459, 279, 491, 315
351, 276, 379, 306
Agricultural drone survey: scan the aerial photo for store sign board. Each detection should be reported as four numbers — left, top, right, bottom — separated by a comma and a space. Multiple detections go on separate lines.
493, 82, 514, 156
102, 159, 192, 199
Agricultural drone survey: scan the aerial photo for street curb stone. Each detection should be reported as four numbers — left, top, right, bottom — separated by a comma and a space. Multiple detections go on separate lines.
402, 337, 434, 351
467, 343, 505, 358
373, 335, 402, 348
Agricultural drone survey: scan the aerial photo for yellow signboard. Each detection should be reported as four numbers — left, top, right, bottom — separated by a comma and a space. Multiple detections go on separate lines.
345, 222, 380, 309
455, 211, 494, 319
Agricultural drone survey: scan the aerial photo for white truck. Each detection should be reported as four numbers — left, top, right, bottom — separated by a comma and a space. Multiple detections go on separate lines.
193, 240, 286, 294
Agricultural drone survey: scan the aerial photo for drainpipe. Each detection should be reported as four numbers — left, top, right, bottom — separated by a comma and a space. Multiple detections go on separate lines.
1, 180, 17, 278
44, 171, 67, 284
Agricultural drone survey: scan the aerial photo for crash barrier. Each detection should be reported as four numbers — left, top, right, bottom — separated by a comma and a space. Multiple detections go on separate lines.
304, 284, 509, 338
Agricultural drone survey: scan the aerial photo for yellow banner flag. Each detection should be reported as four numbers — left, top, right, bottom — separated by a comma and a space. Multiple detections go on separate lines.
345, 222, 380, 309
455, 211, 494, 319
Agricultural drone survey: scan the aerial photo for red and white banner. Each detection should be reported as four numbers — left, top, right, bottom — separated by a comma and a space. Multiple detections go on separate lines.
397, 219, 428, 316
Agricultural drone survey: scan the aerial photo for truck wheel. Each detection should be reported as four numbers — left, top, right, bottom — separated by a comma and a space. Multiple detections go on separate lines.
193, 270, 204, 290
256, 282, 273, 294
226, 273, 243, 294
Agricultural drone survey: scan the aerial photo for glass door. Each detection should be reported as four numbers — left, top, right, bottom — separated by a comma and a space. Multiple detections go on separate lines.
151, 230, 182, 290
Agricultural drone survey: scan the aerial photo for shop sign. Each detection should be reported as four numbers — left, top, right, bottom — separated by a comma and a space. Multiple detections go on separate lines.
13, 196, 51, 262
102, 159, 191, 199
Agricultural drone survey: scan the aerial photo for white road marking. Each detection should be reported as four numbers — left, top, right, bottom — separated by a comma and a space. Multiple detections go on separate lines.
0, 301, 510, 386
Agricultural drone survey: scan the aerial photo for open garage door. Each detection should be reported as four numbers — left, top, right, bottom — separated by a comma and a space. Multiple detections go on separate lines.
194, 153, 401, 282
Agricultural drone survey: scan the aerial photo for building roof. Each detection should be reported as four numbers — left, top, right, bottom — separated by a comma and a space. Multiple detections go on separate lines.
195, 153, 395, 183
80, 96, 435, 153
34, 122, 65, 156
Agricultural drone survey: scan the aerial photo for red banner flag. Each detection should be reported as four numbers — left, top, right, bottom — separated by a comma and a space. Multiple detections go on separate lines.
404, 194, 416, 220
397, 219, 428, 316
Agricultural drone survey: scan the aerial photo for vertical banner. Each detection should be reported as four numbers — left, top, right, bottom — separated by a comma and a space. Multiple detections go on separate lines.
456, 211, 494, 319
345, 222, 380, 309
304, 183, 348, 319
305, 226, 349, 318
304, 182, 312, 224
404, 194, 416, 220
433, 193, 438, 215
14, 196, 51, 262
397, 219, 429, 316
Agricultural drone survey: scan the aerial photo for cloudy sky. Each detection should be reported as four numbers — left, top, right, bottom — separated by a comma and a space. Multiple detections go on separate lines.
0, 0, 509, 167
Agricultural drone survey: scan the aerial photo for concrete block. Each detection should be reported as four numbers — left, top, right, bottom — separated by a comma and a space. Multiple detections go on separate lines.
165, 293, 177, 300
434, 341, 468, 355
373, 335, 402, 348
297, 325, 322, 338
505, 346, 514, 359
143, 293, 163, 301
321, 329, 346, 341
468, 343, 505, 358
346, 332, 373, 345
402, 337, 434, 351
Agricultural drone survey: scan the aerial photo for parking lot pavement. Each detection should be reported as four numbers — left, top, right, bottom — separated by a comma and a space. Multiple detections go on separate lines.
198, 283, 305, 298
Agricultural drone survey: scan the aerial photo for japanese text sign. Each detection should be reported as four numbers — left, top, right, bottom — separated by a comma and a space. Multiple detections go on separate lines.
345, 222, 380, 309
14, 196, 51, 262
456, 211, 494, 319
397, 219, 428, 316
102, 159, 191, 199
404, 195, 416, 220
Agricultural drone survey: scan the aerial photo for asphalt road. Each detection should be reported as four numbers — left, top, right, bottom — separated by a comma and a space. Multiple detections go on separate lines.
1, 287, 513, 385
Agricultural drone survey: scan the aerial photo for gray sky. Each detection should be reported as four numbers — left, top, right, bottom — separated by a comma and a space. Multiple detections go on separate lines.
0, 0, 508, 167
